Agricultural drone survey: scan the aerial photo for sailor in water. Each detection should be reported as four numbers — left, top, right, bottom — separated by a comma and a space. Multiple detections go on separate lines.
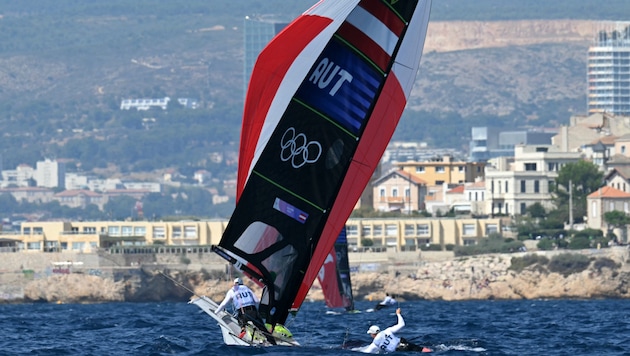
374, 293, 397, 311
363, 308, 432, 353
215, 278, 269, 337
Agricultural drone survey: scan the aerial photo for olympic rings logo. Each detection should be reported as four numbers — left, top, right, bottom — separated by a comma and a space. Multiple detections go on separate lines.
280, 127, 322, 168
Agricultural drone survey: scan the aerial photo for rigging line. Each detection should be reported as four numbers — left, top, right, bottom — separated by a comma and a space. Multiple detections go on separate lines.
158, 270, 198, 297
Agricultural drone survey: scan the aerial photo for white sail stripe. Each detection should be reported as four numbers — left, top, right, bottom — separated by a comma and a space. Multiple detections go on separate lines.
391, 0, 431, 98
346, 6, 397, 56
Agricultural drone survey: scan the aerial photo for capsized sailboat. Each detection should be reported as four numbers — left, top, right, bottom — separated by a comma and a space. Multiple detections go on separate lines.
318, 228, 359, 313
191, 0, 432, 346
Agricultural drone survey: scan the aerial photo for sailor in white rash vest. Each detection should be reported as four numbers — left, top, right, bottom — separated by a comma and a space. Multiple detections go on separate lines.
215, 278, 265, 330
363, 308, 432, 353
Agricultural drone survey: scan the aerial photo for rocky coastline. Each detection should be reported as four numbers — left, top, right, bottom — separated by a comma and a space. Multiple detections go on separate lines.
5, 247, 628, 305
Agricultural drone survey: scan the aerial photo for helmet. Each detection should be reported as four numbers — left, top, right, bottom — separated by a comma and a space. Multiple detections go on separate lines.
234, 277, 243, 285
367, 325, 380, 334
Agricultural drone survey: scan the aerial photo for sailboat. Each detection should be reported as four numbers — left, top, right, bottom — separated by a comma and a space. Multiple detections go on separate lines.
190, 0, 432, 347
318, 228, 360, 314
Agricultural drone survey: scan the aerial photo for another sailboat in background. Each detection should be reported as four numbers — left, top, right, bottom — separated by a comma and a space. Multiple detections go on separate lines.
191, 0, 432, 346
317, 228, 360, 314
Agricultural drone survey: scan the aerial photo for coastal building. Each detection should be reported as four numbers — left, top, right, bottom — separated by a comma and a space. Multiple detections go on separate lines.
586, 186, 630, 243
34, 159, 65, 189
120, 97, 170, 111
372, 169, 427, 213
587, 23, 630, 116
552, 113, 630, 155
396, 154, 485, 186
485, 144, 583, 215
6, 216, 504, 253
469, 126, 555, 162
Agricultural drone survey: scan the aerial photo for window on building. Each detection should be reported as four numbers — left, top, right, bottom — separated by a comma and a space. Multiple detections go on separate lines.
405, 188, 410, 198
417, 224, 429, 235
392, 188, 398, 198
520, 203, 527, 215
486, 224, 498, 235
380, 188, 385, 197
385, 224, 398, 237
361, 225, 371, 236
435, 180, 444, 185
405, 238, 415, 246
385, 237, 397, 246
83, 227, 96, 233
505, 181, 508, 193
173, 226, 182, 238
534, 180, 540, 193
416, 166, 425, 173
134, 227, 146, 236
459, 166, 465, 172
436, 166, 445, 173
416, 238, 431, 246
184, 226, 197, 238
463, 224, 475, 236
463, 239, 476, 246
33, 227, 43, 235
404, 224, 415, 236
153, 226, 165, 239
373, 225, 383, 236
520, 180, 526, 193
347, 225, 359, 236
108, 226, 120, 236
122, 226, 133, 236
524, 163, 537, 171
622, 146, 626, 154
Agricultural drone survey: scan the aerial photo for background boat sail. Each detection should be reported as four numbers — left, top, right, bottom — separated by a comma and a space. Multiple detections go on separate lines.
205, 0, 432, 343
317, 228, 357, 312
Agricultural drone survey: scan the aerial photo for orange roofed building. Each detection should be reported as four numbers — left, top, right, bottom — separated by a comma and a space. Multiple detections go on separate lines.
587, 186, 630, 243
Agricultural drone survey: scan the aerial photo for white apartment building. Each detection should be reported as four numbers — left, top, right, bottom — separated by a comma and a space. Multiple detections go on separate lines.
485, 145, 583, 216
33, 159, 65, 189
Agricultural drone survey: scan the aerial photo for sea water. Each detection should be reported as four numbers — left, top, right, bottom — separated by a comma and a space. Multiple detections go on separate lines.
0, 299, 628, 355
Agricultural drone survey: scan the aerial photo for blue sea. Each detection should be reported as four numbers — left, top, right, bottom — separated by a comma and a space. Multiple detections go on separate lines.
0, 299, 629, 355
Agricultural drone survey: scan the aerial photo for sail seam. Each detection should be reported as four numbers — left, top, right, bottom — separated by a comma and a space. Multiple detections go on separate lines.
292, 97, 359, 140
333, 34, 385, 76
252, 170, 326, 212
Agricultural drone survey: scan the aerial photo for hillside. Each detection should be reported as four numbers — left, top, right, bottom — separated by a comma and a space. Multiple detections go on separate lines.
0, 0, 627, 173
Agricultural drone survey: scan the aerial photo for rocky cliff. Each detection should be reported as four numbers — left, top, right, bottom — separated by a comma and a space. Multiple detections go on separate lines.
15, 248, 630, 305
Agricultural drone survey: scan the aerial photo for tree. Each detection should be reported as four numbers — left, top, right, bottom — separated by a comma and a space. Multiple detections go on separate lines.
526, 202, 546, 218
552, 161, 603, 224
603, 210, 630, 243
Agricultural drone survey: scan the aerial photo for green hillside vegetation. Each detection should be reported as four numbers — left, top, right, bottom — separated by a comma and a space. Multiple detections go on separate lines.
1, 0, 629, 175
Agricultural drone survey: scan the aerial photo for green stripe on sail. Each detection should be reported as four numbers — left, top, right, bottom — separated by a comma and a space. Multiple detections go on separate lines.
253, 170, 326, 212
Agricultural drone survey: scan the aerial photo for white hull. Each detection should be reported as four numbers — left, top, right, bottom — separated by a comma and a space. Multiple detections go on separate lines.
189, 296, 299, 347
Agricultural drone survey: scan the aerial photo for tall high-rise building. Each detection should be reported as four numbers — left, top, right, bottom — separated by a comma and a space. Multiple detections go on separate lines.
243, 16, 288, 97
587, 22, 630, 116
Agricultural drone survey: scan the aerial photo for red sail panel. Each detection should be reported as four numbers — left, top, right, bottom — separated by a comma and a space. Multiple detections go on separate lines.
237, 15, 333, 199
317, 250, 345, 308
293, 72, 408, 310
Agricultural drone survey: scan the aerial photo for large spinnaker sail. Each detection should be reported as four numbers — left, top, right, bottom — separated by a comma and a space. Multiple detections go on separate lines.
216, 0, 432, 327
317, 228, 354, 311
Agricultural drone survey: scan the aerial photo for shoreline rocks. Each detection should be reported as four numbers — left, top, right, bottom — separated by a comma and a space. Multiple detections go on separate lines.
5, 248, 630, 304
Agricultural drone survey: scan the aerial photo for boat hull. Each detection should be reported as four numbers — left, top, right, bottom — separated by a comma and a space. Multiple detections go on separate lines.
189, 296, 300, 347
